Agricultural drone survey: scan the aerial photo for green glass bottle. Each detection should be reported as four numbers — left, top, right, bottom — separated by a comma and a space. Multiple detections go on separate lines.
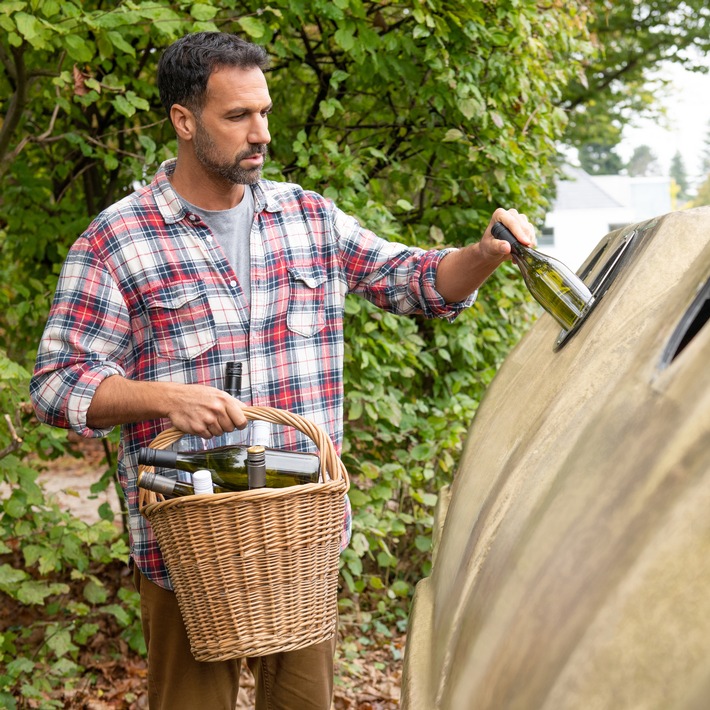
137, 443, 320, 491
492, 222, 595, 330
247, 445, 267, 489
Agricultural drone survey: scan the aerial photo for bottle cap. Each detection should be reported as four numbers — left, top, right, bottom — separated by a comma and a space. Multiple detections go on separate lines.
251, 420, 271, 446
247, 445, 266, 460
192, 469, 214, 495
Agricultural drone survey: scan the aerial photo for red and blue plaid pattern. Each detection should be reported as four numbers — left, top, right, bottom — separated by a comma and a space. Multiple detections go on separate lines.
31, 159, 474, 589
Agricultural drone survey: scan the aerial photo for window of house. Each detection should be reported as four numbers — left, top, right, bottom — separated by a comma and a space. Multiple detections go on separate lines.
539, 227, 555, 247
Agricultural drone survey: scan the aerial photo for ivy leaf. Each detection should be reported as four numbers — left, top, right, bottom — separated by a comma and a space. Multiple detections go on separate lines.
112, 94, 135, 117
83, 578, 108, 604
45, 627, 77, 658
13, 12, 40, 44
334, 28, 355, 51
410, 442, 435, 462
17, 580, 70, 605
190, 4, 218, 21
0, 563, 27, 589
490, 111, 504, 128
106, 30, 135, 56
415, 535, 432, 552
64, 34, 94, 63
238, 16, 266, 39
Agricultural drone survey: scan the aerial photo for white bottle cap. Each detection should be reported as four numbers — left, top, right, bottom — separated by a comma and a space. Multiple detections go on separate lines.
251, 420, 271, 447
192, 469, 214, 495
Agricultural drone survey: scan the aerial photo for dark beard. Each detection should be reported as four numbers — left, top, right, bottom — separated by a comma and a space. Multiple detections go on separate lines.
193, 126, 268, 185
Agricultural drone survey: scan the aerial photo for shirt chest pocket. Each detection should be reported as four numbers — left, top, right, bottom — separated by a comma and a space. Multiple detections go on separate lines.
286, 266, 327, 337
144, 280, 217, 360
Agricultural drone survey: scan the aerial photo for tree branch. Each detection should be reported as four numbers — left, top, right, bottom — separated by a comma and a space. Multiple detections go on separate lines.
0, 43, 29, 169
0, 413, 24, 459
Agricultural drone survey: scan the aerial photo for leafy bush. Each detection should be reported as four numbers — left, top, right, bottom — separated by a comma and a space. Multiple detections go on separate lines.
0, 352, 141, 708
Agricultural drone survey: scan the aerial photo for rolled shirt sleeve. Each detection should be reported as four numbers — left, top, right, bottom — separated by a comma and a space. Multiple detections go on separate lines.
332, 205, 477, 319
30, 236, 130, 438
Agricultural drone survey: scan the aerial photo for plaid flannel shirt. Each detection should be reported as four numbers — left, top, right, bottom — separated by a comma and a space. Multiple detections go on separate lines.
31, 159, 476, 589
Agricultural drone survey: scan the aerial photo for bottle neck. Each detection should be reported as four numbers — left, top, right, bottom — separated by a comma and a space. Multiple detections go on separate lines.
138, 447, 179, 469
247, 445, 267, 488
491, 221, 530, 259
224, 361, 243, 397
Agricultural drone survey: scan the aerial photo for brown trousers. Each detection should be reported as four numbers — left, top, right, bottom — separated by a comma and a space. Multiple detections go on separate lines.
133, 567, 336, 709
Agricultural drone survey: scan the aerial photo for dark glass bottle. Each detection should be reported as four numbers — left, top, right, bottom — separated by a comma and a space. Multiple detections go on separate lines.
138, 444, 320, 491
224, 361, 242, 397
492, 222, 595, 330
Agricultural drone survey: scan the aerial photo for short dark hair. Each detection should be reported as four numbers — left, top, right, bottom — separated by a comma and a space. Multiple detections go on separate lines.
157, 31, 269, 120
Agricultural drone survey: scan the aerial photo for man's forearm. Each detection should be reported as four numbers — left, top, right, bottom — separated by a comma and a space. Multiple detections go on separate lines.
435, 242, 507, 303
86, 374, 248, 439
86, 375, 174, 428
435, 209, 536, 303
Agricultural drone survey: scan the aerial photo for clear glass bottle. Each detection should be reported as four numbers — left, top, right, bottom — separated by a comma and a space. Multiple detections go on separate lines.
138, 444, 320, 491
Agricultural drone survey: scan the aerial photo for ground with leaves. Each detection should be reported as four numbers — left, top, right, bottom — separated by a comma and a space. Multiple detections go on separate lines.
16, 442, 404, 709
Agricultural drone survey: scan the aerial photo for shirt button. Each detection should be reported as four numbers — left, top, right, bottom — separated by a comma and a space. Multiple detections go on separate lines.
188, 214, 198, 222
230, 280, 237, 288
206, 235, 213, 243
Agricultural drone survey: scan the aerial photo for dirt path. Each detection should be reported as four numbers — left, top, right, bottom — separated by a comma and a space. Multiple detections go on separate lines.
37, 436, 124, 527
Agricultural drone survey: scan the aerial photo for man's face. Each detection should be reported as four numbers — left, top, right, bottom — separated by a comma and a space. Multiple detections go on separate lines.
192, 65, 272, 185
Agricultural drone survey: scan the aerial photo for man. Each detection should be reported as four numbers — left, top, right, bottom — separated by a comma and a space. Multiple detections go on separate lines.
30, 31, 535, 710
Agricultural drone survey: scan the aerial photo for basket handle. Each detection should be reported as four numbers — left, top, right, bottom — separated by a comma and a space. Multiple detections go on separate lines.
138, 405, 349, 507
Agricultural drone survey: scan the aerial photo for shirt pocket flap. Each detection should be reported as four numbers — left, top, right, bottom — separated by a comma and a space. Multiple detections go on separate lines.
144, 280, 217, 360
287, 265, 327, 289
145, 280, 205, 310
286, 265, 327, 337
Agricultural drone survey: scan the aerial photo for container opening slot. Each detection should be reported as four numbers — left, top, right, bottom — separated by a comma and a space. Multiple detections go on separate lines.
660, 278, 710, 368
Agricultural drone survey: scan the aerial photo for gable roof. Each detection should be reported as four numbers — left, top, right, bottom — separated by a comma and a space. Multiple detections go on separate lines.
553, 166, 625, 210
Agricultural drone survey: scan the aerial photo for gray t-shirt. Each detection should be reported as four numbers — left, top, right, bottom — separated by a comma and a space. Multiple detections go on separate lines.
181, 187, 255, 305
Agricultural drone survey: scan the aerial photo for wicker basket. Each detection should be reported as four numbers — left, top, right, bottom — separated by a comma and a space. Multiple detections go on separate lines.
139, 405, 349, 662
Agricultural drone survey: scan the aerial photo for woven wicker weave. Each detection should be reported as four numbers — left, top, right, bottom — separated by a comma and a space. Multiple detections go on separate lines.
139, 405, 349, 662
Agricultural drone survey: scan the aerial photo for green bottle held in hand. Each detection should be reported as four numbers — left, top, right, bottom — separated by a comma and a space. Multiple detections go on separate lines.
492, 222, 595, 331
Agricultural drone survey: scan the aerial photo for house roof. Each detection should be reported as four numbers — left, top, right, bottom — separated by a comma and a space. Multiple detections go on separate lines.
553, 166, 625, 210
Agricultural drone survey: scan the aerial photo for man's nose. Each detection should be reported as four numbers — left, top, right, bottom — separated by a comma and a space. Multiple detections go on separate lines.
249, 115, 270, 145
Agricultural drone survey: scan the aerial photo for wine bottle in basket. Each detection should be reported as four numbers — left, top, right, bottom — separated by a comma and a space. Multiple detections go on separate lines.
191, 469, 215, 495
246, 445, 267, 489
138, 469, 224, 497
138, 443, 320, 491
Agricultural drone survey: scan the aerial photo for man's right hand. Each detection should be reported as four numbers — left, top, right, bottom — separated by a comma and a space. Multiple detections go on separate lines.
86, 375, 248, 438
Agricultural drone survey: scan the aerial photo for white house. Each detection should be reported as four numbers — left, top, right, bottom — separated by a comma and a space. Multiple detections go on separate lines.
542, 166, 672, 270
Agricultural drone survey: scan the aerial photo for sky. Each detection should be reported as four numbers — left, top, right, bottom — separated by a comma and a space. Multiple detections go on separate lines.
617, 62, 710, 181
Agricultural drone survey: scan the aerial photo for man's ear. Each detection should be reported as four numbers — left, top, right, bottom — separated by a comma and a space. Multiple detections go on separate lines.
170, 104, 196, 141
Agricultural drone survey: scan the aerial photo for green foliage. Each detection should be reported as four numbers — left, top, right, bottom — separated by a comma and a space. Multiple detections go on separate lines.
0, 2, 593, 685
670, 151, 690, 202
0, 349, 139, 705
0, 0, 207, 361
562, 1, 710, 152
243, 0, 588, 621
578, 142, 624, 176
